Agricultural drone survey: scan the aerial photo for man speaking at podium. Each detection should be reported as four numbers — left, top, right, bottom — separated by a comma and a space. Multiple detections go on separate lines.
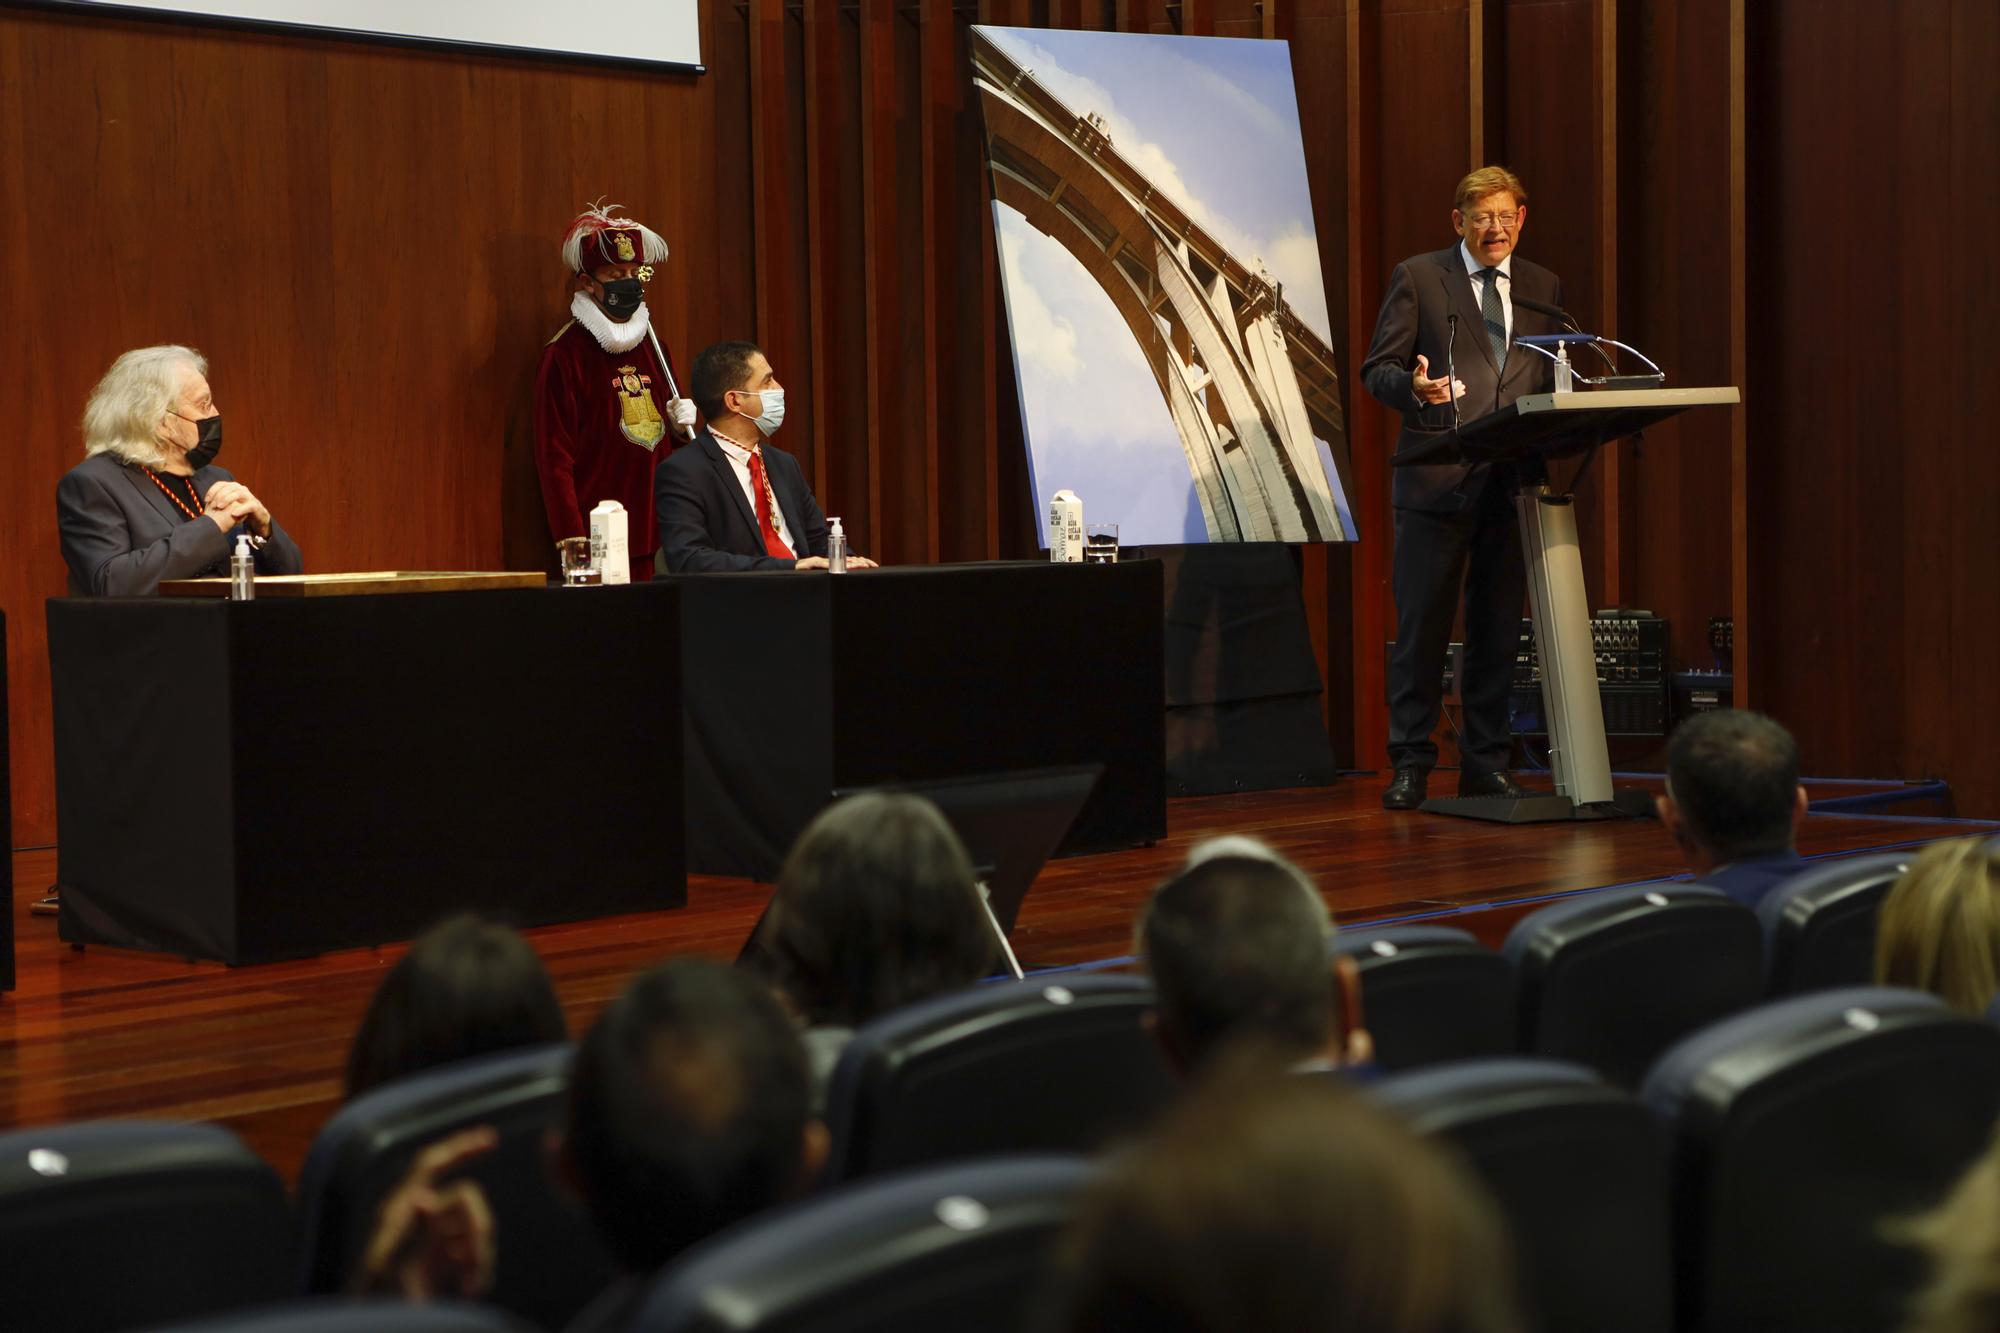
1361, 166, 1561, 811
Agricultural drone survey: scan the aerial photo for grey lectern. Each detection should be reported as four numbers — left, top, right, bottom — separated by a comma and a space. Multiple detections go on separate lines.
1397, 387, 1742, 823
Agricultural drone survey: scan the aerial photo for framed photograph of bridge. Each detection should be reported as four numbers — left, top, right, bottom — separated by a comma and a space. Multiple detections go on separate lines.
974, 26, 1355, 547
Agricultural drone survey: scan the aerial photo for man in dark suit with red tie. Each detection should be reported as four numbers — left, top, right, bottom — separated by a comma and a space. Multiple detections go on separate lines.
1360, 166, 1561, 810
655, 342, 877, 574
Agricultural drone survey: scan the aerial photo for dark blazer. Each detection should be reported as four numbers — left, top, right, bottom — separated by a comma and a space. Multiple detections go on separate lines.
1696, 852, 1812, 912
655, 429, 829, 573
1360, 244, 1565, 512
56, 452, 304, 596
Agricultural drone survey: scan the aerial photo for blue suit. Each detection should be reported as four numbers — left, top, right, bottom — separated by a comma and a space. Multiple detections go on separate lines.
654, 429, 828, 574
56, 452, 303, 596
1695, 852, 1811, 911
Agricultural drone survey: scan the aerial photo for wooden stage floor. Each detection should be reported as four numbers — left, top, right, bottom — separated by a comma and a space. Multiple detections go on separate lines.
3, 775, 1991, 1182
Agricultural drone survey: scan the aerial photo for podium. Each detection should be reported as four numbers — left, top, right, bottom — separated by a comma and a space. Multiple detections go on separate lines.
1401, 388, 1741, 823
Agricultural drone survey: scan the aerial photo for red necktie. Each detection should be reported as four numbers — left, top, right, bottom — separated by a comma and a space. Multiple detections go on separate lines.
746, 446, 794, 559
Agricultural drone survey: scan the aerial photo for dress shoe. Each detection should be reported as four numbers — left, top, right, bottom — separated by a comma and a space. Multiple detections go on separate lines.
1382, 768, 1428, 810
1458, 768, 1528, 799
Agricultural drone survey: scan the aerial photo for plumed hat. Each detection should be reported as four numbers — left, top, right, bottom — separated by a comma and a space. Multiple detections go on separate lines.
561, 199, 670, 275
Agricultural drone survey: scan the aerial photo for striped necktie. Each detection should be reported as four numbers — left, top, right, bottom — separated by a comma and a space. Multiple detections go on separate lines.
1478, 267, 1508, 371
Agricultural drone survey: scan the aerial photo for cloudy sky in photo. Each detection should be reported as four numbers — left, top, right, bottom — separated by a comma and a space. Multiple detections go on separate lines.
980, 26, 1343, 547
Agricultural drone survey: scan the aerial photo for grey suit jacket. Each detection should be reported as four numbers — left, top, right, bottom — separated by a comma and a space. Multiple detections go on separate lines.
56, 451, 304, 596
1360, 245, 1564, 512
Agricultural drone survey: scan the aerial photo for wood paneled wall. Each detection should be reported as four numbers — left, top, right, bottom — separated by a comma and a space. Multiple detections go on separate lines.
2, 0, 1995, 849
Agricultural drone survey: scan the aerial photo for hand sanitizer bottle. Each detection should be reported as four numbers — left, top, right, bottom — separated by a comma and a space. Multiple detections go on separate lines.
229, 533, 256, 601
1554, 341, 1575, 393
827, 517, 848, 574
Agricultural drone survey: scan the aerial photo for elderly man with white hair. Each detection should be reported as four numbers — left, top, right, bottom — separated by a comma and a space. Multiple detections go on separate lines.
57, 344, 302, 596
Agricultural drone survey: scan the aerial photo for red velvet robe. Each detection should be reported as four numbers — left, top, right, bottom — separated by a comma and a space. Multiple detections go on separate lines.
533, 320, 683, 581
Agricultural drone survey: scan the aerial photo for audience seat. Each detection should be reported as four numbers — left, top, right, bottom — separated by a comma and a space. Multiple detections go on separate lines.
1374, 1057, 1673, 1333
1643, 986, 2000, 1333
1504, 883, 1763, 1086
1758, 851, 1910, 995
0, 1120, 293, 1332
632, 1155, 1092, 1333
1331, 924, 1515, 1070
295, 1044, 617, 1331
822, 974, 1174, 1182
151, 1301, 531, 1332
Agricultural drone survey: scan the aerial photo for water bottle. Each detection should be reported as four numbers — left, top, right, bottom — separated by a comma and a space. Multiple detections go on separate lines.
229, 533, 255, 601
827, 517, 848, 574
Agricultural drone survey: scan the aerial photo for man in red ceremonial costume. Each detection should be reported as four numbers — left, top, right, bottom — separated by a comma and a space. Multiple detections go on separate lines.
533, 200, 696, 582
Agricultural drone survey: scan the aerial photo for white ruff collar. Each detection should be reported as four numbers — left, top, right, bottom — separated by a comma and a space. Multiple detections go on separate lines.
570, 290, 651, 353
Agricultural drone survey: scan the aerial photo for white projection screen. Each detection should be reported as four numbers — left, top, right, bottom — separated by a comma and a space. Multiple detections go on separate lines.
55, 0, 703, 71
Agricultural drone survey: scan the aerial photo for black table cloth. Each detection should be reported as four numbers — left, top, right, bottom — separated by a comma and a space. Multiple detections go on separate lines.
49, 585, 685, 964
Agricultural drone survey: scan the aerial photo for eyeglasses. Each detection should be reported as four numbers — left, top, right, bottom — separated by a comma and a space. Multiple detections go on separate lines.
1465, 211, 1520, 229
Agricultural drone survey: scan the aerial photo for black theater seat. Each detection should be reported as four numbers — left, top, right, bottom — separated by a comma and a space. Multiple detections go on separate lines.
1504, 883, 1764, 1086
295, 1044, 617, 1330
822, 974, 1175, 1183
1758, 851, 1910, 995
1332, 923, 1515, 1070
1375, 1056, 1674, 1333
633, 1155, 1092, 1333
0, 1120, 293, 1332
151, 1300, 531, 1333
1643, 986, 2000, 1333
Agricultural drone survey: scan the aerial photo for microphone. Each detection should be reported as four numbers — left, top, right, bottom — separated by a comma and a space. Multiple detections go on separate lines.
1499, 276, 1621, 378
1511, 292, 1582, 332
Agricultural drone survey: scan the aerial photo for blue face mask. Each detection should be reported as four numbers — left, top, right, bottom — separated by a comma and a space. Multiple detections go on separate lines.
739, 387, 786, 437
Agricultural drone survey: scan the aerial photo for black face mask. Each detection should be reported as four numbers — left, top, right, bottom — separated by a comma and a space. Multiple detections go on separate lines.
185, 414, 223, 470
596, 278, 644, 323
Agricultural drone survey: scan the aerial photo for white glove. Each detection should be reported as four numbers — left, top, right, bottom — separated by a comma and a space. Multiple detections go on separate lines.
668, 397, 697, 432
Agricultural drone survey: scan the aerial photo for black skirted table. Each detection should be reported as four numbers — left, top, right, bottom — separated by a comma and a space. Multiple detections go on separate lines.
48, 584, 686, 965
669, 559, 1168, 879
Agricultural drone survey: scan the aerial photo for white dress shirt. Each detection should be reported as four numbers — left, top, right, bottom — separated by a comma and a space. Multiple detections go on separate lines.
1459, 240, 1514, 342
709, 429, 795, 553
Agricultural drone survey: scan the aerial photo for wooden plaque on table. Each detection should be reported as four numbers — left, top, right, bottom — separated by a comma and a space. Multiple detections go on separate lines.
159, 571, 548, 598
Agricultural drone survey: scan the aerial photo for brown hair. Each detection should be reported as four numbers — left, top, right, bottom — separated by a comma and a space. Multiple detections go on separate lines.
1455, 166, 1528, 214
758, 793, 994, 1028
1875, 837, 2000, 1016
1040, 1056, 1521, 1333
1139, 847, 1340, 1071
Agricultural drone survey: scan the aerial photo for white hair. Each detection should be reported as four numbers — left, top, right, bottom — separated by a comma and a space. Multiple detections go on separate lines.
1182, 834, 1333, 935
82, 345, 206, 468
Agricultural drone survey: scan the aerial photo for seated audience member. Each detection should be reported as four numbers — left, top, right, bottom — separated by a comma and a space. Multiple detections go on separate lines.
1875, 836, 2000, 1016
1655, 708, 1809, 909
556, 958, 827, 1333
352, 1125, 501, 1303
754, 793, 996, 1095
345, 915, 569, 1099
1138, 835, 1374, 1079
57, 344, 303, 595
1894, 1118, 2000, 1333
654, 340, 877, 572
1039, 1059, 1522, 1333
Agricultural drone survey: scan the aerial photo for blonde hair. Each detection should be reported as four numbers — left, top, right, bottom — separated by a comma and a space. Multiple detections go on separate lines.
1893, 1121, 2000, 1333
1874, 837, 2000, 1016
1455, 166, 1528, 214
82, 345, 206, 468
